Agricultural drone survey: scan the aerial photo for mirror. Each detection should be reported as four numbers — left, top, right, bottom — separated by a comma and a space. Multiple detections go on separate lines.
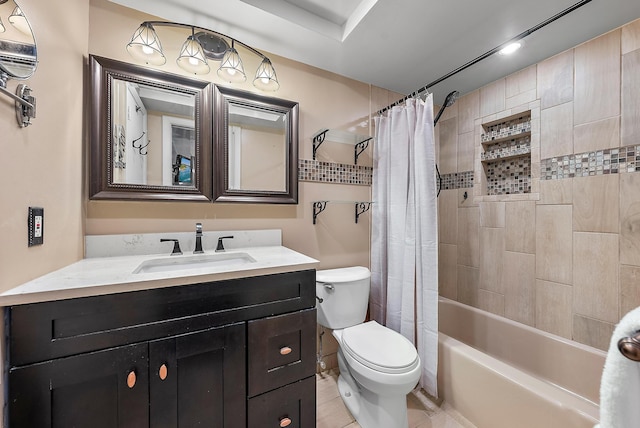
214, 85, 298, 204
0, 0, 37, 80
89, 55, 212, 201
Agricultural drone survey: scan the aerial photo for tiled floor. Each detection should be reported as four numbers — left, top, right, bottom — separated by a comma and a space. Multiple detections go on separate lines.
316, 370, 476, 428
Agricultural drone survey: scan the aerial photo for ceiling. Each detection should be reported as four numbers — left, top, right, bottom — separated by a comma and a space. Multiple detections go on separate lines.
110, 0, 640, 107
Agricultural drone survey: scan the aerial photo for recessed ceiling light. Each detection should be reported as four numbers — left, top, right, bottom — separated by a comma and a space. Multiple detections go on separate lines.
498, 41, 523, 55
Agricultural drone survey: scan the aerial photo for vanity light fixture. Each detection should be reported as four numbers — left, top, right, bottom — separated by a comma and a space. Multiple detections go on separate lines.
126, 21, 280, 91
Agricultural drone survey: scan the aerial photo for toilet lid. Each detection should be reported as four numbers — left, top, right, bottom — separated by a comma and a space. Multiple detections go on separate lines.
341, 321, 419, 374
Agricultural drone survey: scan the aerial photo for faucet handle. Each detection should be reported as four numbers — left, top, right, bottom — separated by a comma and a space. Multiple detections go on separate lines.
160, 238, 182, 255
216, 236, 234, 252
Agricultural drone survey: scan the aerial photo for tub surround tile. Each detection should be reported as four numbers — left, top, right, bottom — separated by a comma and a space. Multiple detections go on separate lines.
503, 252, 536, 326
480, 79, 506, 117
479, 202, 505, 228
622, 49, 640, 148
622, 18, 640, 55
536, 280, 573, 339
439, 244, 458, 300
479, 227, 505, 294
574, 30, 621, 126
537, 178, 573, 205
457, 266, 480, 307
458, 131, 475, 172
574, 116, 620, 154
478, 289, 505, 317
457, 207, 480, 268
535, 205, 573, 285
458, 188, 478, 208
506, 66, 537, 99
573, 314, 616, 351
620, 173, 640, 266
458, 90, 479, 134
505, 201, 536, 253
540, 102, 573, 160
572, 174, 619, 233
438, 190, 459, 245
537, 50, 574, 110
620, 265, 640, 318
573, 232, 619, 323
439, 117, 459, 174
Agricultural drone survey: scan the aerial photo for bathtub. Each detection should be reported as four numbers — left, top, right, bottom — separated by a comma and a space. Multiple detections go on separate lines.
438, 298, 606, 428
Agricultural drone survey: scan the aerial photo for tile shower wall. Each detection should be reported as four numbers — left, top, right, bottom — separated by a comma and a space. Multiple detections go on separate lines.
436, 18, 640, 351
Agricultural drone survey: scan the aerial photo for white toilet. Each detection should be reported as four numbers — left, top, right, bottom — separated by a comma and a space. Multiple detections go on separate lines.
316, 266, 421, 428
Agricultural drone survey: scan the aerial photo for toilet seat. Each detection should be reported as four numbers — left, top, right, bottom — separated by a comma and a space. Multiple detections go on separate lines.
341, 321, 420, 375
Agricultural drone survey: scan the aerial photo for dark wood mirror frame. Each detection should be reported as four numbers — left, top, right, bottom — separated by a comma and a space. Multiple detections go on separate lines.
213, 85, 299, 204
88, 55, 213, 201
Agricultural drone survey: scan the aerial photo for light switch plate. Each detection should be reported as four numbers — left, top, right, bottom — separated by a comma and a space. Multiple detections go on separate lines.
28, 207, 44, 247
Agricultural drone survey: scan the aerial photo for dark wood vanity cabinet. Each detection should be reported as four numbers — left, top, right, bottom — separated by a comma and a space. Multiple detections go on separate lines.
5, 269, 317, 428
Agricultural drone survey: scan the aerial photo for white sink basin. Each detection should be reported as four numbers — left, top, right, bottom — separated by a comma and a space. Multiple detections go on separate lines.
133, 252, 257, 274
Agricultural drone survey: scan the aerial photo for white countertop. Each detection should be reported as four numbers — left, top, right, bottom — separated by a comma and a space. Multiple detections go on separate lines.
0, 246, 319, 306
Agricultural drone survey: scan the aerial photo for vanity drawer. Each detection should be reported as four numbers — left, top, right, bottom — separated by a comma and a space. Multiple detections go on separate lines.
247, 376, 316, 428
247, 308, 316, 397
8, 270, 316, 366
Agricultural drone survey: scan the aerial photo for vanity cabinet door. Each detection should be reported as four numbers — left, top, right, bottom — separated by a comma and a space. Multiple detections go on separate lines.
149, 322, 246, 428
9, 342, 149, 428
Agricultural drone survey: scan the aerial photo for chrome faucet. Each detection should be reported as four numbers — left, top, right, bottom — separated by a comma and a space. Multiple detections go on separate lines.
194, 223, 204, 254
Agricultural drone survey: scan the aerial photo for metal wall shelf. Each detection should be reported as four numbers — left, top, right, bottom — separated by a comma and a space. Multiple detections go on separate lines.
312, 129, 373, 165
312, 200, 373, 224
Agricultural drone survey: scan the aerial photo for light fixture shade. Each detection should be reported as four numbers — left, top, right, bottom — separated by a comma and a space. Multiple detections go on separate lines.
217, 47, 246, 83
253, 58, 280, 91
8, 7, 31, 36
126, 23, 166, 66
176, 36, 210, 75
0, 17, 5, 34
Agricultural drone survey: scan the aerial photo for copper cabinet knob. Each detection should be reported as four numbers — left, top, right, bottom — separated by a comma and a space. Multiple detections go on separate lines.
159, 364, 168, 381
126, 370, 136, 388
279, 417, 292, 427
280, 346, 292, 355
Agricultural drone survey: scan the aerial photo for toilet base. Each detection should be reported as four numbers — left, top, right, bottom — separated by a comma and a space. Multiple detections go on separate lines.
336, 359, 410, 428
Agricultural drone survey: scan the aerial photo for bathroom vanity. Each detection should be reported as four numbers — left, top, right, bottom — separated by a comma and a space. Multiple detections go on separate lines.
1, 233, 318, 428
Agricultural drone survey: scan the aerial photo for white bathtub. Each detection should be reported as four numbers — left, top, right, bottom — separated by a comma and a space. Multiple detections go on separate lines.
438, 298, 606, 428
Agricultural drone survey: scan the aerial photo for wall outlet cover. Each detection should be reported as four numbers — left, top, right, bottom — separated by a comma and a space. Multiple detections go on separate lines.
28, 207, 44, 247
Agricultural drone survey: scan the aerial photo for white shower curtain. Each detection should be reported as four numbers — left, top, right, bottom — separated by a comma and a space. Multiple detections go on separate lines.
371, 95, 439, 397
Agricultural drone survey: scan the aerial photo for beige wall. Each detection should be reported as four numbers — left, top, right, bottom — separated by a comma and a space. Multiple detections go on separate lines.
85, 0, 399, 271
0, 0, 88, 292
0, 0, 400, 294
438, 18, 640, 351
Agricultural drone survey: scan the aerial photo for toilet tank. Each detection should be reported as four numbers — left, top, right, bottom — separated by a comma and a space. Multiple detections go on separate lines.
316, 266, 371, 329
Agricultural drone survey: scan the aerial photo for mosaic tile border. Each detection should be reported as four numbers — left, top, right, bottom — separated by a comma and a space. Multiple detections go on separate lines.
541, 145, 640, 180
440, 171, 474, 190
299, 159, 373, 185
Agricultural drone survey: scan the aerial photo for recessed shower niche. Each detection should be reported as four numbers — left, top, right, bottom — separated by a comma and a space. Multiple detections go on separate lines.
474, 105, 540, 200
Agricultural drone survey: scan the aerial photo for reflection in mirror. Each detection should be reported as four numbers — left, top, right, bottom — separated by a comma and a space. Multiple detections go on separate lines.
227, 103, 287, 192
0, 0, 37, 80
214, 85, 298, 204
89, 55, 212, 201
111, 80, 196, 188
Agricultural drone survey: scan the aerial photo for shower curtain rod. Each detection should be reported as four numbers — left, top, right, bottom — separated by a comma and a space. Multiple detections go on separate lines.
376, 0, 593, 115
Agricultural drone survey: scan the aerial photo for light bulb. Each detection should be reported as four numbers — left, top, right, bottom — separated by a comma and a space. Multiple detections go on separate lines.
498, 42, 522, 55
189, 57, 199, 66
142, 45, 153, 55
227, 69, 236, 76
